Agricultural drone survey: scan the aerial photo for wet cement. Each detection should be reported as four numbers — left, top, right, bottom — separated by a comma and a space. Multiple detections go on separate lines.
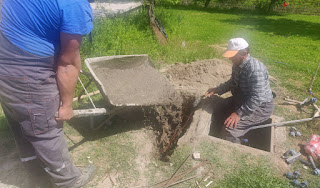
90, 55, 181, 107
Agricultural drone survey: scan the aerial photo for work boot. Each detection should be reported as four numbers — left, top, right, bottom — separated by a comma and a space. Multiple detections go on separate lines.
226, 135, 241, 144
70, 165, 97, 188
224, 131, 241, 144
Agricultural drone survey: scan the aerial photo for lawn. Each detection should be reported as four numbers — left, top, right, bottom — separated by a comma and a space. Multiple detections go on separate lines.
78, 6, 320, 187
1, 4, 320, 188
81, 5, 320, 98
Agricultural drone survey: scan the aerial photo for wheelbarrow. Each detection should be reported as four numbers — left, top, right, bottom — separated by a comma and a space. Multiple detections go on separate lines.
72, 54, 179, 130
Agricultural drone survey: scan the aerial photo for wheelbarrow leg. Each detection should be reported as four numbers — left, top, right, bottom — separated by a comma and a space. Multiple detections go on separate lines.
90, 116, 94, 130
90, 107, 128, 130
78, 78, 93, 102
91, 114, 114, 130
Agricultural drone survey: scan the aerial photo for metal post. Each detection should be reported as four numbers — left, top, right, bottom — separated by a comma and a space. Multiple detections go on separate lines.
308, 59, 320, 92
78, 77, 96, 109
249, 117, 316, 130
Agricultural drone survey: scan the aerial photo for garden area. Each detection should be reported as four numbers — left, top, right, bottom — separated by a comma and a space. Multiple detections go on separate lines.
1, 0, 320, 187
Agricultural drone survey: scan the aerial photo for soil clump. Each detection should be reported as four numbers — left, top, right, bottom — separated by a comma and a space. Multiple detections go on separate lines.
161, 58, 232, 96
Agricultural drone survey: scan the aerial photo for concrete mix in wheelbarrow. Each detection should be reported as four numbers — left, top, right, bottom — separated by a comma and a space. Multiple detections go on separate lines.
89, 55, 182, 107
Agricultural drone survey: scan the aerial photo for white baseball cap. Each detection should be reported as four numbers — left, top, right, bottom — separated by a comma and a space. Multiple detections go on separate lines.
222, 38, 249, 58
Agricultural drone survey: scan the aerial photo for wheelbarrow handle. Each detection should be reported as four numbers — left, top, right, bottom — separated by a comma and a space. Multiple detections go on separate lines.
55, 108, 109, 118
73, 108, 109, 118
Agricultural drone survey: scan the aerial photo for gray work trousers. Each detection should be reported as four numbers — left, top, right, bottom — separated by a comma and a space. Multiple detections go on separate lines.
213, 97, 274, 142
0, 31, 81, 187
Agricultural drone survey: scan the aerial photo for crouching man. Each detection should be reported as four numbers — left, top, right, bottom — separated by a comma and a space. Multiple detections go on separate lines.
206, 38, 274, 143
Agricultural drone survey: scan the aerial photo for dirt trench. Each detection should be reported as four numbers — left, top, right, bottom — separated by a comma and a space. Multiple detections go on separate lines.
143, 58, 233, 159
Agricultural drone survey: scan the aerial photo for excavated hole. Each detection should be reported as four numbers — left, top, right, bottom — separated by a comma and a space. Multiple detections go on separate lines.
115, 94, 272, 158
209, 99, 272, 152
161, 59, 274, 153
114, 58, 274, 159
210, 120, 272, 152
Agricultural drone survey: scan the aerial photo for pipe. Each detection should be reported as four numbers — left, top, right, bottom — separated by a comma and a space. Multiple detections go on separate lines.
249, 117, 317, 130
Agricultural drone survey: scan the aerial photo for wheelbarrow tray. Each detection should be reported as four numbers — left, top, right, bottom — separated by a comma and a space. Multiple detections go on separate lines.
85, 55, 179, 109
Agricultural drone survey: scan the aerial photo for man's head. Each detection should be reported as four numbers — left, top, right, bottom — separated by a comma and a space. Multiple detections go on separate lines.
223, 38, 249, 66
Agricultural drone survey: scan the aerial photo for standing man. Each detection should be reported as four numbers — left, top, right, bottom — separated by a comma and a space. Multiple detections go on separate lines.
0, 0, 95, 187
206, 38, 274, 143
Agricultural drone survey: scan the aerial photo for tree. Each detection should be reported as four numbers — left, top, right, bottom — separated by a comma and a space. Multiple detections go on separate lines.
147, 0, 179, 44
204, 0, 211, 8
268, 0, 281, 12
147, 0, 168, 44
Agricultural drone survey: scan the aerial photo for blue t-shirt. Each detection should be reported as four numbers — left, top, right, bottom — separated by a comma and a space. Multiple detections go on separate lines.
0, 0, 93, 57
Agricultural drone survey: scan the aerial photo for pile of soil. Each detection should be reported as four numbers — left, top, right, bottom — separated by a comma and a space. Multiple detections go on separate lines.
161, 58, 232, 97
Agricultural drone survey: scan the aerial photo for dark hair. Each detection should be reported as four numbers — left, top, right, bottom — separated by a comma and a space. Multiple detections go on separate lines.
237, 47, 250, 56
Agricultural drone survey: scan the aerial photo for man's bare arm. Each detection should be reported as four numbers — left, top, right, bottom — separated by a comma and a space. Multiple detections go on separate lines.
56, 33, 83, 121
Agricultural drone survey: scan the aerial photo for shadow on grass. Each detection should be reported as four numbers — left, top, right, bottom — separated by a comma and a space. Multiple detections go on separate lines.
222, 16, 320, 40
67, 97, 151, 151
0, 113, 15, 153
0, 113, 24, 188
68, 116, 147, 151
163, 4, 283, 16
161, 4, 320, 40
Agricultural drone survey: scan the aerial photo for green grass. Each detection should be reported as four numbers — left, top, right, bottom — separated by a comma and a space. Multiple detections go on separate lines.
78, 7, 320, 186
197, 141, 291, 188
64, 117, 143, 187
143, 143, 282, 187
214, 164, 291, 188
1, 4, 320, 187
81, 6, 218, 66
158, 141, 293, 188
81, 5, 320, 99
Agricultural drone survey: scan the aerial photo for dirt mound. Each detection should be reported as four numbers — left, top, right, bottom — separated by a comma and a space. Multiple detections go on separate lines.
161, 58, 232, 96
152, 59, 232, 159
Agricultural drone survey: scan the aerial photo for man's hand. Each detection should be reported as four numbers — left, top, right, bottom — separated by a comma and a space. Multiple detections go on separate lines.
224, 112, 240, 129
205, 88, 217, 98
56, 105, 73, 121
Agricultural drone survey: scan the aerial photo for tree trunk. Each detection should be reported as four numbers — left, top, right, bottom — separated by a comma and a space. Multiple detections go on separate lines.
268, 0, 278, 12
148, 0, 155, 24
148, 0, 168, 44
204, 0, 211, 8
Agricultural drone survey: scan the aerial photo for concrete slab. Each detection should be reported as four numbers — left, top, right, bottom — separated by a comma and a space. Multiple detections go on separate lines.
270, 115, 287, 154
